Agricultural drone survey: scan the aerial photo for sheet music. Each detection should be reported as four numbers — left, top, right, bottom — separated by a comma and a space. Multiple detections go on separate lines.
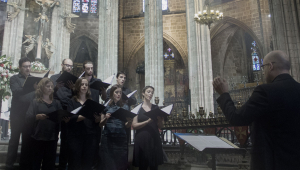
104, 99, 111, 107
161, 104, 173, 114
176, 134, 235, 151
71, 106, 82, 114
127, 90, 137, 98
131, 103, 142, 114
103, 75, 115, 84
78, 71, 85, 78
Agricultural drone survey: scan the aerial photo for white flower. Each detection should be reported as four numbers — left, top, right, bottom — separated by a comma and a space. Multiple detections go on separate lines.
1, 81, 4, 84
0, 67, 3, 73
3, 77, 6, 82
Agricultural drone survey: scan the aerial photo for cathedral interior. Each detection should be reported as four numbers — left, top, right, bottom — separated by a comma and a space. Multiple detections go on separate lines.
0, 0, 299, 169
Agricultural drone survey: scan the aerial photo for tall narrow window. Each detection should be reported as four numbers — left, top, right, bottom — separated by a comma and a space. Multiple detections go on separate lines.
143, 0, 168, 12
72, 0, 98, 15
251, 41, 261, 71
90, 0, 97, 13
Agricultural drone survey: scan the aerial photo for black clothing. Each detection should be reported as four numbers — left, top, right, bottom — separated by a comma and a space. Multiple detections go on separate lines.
217, 74, 300, 170
50, 72, 61, 87
57, 87, 99, 170
106, 86, 137, 107
25, 99, 62, 170
50, 73, 70, 170
133, 104, 163, 168
26, 99, 62, 141
32, 139, 57, 170
106, 86, 137, 144
67, 134, 96, 170
99, 104, 130, 170
6, 73, 35, 169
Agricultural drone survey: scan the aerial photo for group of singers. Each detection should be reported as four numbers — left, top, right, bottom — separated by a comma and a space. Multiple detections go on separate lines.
5, 57, 165, 170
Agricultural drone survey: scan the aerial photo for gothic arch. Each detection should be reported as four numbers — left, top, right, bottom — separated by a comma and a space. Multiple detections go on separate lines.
70, 30, 98, 45
211, 16, 264, 55
126, 32, 188, 68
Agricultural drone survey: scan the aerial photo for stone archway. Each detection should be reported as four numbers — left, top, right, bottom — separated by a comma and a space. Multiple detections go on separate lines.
69, 35, 98, 76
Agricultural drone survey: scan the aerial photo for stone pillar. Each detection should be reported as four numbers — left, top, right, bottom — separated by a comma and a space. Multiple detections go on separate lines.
97, 0, 118, 82
268, 0, 300, 81
49, 0, 72, 73
144, 0, 164, 106
186, 0, 214, 115
2, 0, 26, 67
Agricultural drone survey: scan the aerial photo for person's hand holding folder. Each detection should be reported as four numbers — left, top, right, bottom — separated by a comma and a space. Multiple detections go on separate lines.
36, 114, 48, 120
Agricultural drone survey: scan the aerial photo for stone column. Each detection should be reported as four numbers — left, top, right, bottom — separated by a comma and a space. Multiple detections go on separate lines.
2, 0, 26, 67
49, 0, 72, 73
268, 0, 300, 81
97, 0, 118, 82
144, 0, 164, 106
186, 0, 214, 115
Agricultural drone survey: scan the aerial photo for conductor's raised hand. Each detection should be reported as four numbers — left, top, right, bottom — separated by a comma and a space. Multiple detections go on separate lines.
36, 114, 48, 120
213, 77, 229, 95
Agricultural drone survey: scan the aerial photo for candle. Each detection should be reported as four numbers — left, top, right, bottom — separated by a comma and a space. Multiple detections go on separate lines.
220, 12, 223, 17
197, 104, 199, 112
216, 10, 219, 15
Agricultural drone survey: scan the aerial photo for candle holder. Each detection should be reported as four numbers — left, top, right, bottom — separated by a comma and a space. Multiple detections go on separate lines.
209, 111, 215, 125
155, 97, 159, 105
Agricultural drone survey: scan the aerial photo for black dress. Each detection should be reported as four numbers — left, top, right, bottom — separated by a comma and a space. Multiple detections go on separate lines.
133, 104, 163, 168
26, 99, 62, 170
98, 104, 130, 170
56, 88, 98, 170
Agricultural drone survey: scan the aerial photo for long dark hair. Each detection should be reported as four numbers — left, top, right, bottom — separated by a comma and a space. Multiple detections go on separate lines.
108, 84, 125, 107
73, 77, 91, 102
35, 78, 54, 102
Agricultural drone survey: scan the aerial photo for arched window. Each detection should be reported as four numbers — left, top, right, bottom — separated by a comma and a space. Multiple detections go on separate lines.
143, 0, 168, 12
251, 41, 261, 71
73, 0, 98, 15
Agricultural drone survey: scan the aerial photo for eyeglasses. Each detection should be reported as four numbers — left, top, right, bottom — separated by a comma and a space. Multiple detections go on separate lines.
63, 64, 73, 69
22, 65, 31, 69
261, 62, 275, 71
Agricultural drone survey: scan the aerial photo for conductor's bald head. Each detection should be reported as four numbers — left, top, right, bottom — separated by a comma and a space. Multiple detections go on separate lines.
263, 50, 290, 83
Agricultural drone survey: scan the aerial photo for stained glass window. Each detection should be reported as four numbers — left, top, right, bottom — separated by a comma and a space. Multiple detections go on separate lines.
1, 0, 8, 2
73, 0, 80, 13
143, 0, 168, 12
90, 0, 97, 13
162, 0, 168, 10
251, 41, 261, 71
164, 47, 174, 60
82, 0, 89, 13
72, 0, 97, 15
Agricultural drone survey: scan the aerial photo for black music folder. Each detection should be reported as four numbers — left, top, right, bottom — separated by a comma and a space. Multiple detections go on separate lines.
55, 71, 78, 85
22, 71, 51, 93
90, 75, 114, 90
144, 104, 173, 120
46, 109, 74, 123
72, 99, 106, 119
111, 108, 137, 122
122, 90, 137, 101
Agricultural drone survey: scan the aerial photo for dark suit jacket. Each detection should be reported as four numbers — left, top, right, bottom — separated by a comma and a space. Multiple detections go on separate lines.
217, 74, 300, 170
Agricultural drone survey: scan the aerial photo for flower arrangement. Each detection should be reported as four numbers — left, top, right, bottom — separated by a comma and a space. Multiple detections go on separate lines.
0, 55, 19, 99
31, 61, 48, 73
